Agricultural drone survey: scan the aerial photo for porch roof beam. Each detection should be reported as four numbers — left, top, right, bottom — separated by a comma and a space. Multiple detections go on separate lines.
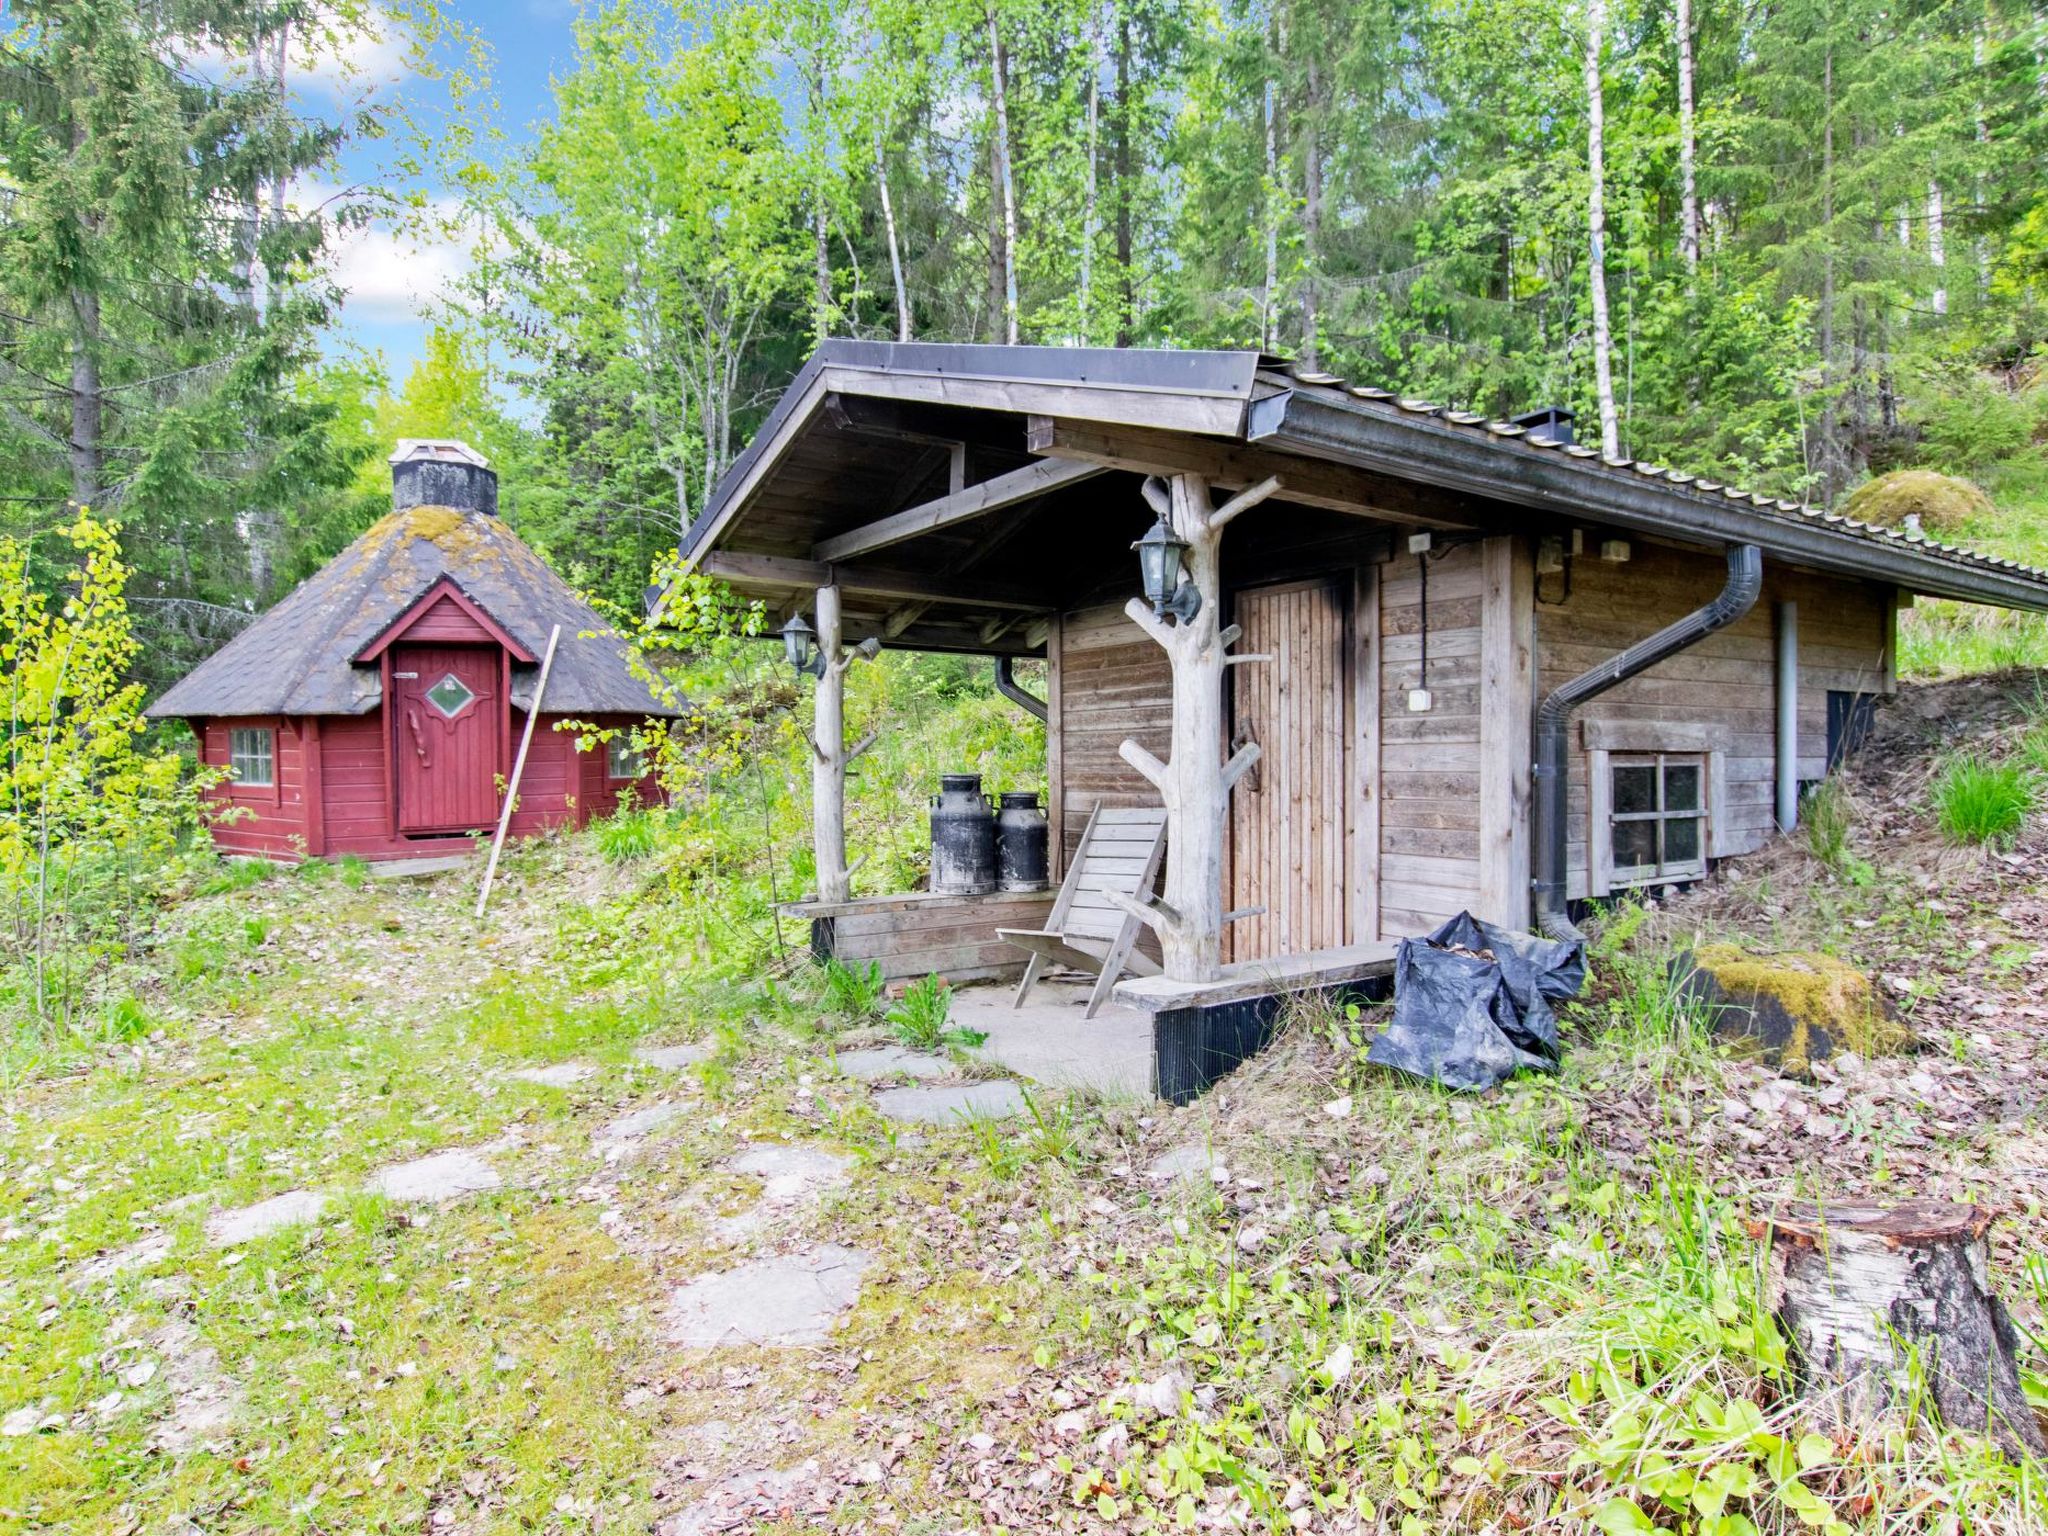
699, 550, 1055, 612
1025, 417, 1479, 531
811, 457, 1105, 564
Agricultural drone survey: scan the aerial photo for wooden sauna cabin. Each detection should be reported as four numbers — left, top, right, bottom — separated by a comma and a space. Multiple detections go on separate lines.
679, 342, 2048, 1099
149, 441, 681, 863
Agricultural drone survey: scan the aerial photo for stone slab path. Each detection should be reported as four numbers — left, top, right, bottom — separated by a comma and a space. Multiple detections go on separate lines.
204, 1190, 330, 1247
831, 1046, 949, 1081
665, 1244, 873, 1347
509, 1062, 595, 1088
873, 1080, 1028, 1125
635, 1043, 710, 1071
602, 1101, 687, 1142
368, 1149, 501, 1202
728, 1144, 855, 1203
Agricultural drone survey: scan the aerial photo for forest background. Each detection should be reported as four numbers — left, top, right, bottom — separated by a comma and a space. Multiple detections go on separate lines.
6, 0, 2048, 687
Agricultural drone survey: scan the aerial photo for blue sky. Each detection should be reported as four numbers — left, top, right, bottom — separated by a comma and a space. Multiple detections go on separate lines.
314, 2, 587, 387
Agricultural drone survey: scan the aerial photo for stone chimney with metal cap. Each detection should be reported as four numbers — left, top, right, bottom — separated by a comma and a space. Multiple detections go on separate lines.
389, 439, 499, 517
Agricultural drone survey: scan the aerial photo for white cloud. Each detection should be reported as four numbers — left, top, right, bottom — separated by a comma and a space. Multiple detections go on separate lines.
295, 183, 478, 325
179, 6, 412, 104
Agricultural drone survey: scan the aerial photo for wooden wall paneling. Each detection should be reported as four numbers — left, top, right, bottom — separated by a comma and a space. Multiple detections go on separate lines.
1478, 536, 1534, 929
1046, 613, 1064, 881
1352, 564, 1381, 944
1586, 746, 1611, 899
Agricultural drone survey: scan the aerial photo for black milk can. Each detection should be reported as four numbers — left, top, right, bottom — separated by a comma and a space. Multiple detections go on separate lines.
996, 791, 1049, 892
929, 773, 997, 895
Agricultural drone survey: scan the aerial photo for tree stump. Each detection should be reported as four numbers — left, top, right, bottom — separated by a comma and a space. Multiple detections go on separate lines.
1757, 1200, 2044, 1458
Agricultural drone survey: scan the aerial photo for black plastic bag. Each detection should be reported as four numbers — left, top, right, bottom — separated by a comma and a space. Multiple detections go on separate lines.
1365, 912, 1586, 1092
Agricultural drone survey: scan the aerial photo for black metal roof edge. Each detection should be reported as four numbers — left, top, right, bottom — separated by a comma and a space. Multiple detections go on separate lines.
1250, 385, 2048, 612
681, 342, 1264, 563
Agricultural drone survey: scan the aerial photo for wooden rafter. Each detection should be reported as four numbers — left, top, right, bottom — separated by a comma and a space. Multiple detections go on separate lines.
1026, 416, 1478, 530
698, 550, 1054, 612
811, 458, 1105, 564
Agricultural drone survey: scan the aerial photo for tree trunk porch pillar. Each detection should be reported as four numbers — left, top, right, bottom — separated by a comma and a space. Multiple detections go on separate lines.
1114, 471, 1280, 983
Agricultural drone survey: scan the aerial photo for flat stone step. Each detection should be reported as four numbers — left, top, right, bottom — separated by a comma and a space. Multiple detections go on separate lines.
205, 1190, 329, 1247
634, 1043, 711, 1071
728, 1144, 855, 1202
510, 1062, 595, 1088
831, 1046, 949, 1081
872, 1080, 1028, 1125
665, 1244, 873, 1347
368, 1149, 501, 1203
602, 1102, 687, 1142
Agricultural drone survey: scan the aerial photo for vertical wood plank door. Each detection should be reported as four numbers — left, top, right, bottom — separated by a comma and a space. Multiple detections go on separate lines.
1227, 578, 1350, 962
392, 644, 501, 834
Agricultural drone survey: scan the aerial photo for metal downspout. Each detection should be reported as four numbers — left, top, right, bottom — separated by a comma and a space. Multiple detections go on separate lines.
1532, 543, 1763, 943
994, 656, 1048, 721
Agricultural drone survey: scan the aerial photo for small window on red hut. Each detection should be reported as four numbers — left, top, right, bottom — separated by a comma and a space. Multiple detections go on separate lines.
228, 728, 274, 787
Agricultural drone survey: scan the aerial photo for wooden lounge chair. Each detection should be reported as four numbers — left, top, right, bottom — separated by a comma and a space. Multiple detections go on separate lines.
998, 803, 1168, 1018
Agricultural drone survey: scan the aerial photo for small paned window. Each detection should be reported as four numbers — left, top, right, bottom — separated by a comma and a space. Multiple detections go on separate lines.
607, 737, 646, 780
229, 727, 274, 787
425, 672, 477, 719
1608, 753, 1707, 887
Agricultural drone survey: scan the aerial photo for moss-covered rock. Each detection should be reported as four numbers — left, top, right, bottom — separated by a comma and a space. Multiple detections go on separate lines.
1841, 470, 1994, 536
1673, 944, 1912, 1075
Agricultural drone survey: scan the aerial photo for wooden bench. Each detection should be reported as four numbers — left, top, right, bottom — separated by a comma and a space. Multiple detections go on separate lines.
997, 804, 1168, 1018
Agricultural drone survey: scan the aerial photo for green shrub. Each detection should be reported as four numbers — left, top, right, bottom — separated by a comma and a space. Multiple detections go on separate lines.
820, 957, 884, 1023
1910, 372, 2038, 473
884, 973, 984, 1050
1931, 756, 2035, 845
593, 805, 661, 864
197, 856, 279, 896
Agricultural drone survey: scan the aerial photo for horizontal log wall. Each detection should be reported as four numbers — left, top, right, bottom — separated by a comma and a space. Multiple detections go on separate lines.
798, 890, 1058, 985
1540, 541, 1891, 899
1377, 542, 1487, 938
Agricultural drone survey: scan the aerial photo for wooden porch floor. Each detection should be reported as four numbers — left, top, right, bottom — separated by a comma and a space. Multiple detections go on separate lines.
1111, 939, 1399, 1013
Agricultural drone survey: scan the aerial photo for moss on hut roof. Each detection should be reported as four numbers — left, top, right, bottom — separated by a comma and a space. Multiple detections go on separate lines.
148, 505, 680, 720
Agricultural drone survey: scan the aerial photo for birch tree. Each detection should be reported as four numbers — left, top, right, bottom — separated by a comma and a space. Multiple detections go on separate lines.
1584, 0, 1621, 457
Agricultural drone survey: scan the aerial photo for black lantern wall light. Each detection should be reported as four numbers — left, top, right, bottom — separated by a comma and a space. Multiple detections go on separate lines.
1132, 514, 1201, 623
779, 612, 825, 677
780, 610, 881, 677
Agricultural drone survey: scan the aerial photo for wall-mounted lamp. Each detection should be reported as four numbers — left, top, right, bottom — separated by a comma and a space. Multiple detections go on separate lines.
1132, 515, 1201, 623
780, 612, 825, 677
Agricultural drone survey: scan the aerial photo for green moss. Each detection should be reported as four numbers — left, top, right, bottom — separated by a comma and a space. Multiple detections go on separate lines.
1841, 469, 1995, 535
1689, 943, 1911, 1073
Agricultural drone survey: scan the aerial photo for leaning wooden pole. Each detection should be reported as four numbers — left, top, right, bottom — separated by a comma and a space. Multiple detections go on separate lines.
1113, 472, 1279, 982
475, 624, 561, 919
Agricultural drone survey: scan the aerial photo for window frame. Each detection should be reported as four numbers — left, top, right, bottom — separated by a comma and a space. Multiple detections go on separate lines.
228, 726, 276, 788
605, 736, 646, 782
1605, 751, 1708, 889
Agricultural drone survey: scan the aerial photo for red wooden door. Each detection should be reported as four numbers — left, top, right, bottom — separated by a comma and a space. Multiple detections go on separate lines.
392, 645, 500, 834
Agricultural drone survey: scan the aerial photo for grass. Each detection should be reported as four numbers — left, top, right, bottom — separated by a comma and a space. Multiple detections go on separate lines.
1931, 754, 2036, 845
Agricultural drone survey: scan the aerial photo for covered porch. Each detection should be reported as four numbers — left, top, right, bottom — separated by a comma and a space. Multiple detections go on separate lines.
701, 346, 1441, 1098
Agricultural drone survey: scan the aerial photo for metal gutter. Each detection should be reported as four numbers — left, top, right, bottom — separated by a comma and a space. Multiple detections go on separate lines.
1532, 544, 1764, 943
994, 656, 1048, 721
1247, 389, 2048, 613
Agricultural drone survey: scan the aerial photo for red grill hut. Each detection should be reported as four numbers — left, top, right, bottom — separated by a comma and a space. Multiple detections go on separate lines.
149, 441, 680, 862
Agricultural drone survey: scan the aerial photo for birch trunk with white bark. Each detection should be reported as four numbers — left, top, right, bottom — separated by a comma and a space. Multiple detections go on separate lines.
987, 1, 1021, 345
876, 139, 911, 341
1584, 0, 1620, 459
1676, 0, 1700, 272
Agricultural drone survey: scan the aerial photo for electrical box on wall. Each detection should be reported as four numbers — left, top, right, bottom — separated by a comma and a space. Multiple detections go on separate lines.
1407, 532, 1433, 555
1407, 688, 1433, 712
1600, 539, 1632, 563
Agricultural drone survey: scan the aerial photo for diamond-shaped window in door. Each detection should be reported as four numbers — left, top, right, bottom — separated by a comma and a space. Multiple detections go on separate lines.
425, 673, 477, 719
